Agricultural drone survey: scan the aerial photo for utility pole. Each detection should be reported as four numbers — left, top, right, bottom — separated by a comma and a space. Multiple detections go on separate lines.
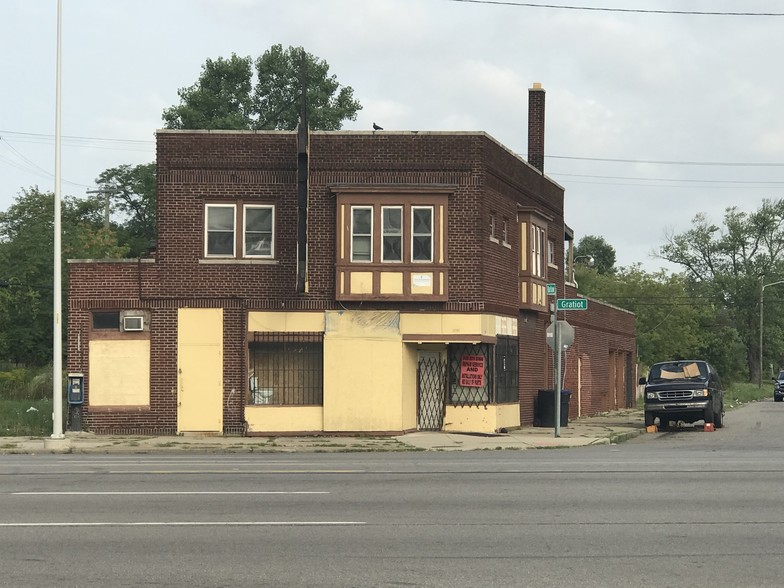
87, 186, 121, 229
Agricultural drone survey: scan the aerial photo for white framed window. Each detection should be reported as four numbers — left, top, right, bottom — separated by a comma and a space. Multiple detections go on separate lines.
502, 219, 509, 245
205, 204, 236, 257
351, 206, 373, 262
489, 213, 497, 240
531, 224, 545, 278
244, 205, 274, 258
547, 238, 557, 267
411, 206, 433, 262
381, 206, 402, 262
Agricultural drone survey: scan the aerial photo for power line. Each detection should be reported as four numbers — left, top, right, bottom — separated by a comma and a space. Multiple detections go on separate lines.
445, 0, 784, 16
545, 154, 784, 167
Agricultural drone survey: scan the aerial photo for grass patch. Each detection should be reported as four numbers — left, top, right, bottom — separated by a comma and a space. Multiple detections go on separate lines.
725, 382, 772, 408
0, 398, 54, 436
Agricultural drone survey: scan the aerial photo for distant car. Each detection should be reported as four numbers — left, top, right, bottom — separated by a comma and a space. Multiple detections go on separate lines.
639, 360, 724, 430
774, 370, 784, 402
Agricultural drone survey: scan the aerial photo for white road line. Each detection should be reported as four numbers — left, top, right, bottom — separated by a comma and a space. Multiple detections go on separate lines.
0, 521, 365, 527
12, 491, 328, 496
106, 470, 362, 474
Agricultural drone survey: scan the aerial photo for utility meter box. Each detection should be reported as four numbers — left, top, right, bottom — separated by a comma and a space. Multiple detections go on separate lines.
67, 373, 84, 405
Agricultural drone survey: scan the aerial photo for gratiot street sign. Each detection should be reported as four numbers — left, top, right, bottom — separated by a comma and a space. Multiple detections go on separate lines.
556, 298, 588, 311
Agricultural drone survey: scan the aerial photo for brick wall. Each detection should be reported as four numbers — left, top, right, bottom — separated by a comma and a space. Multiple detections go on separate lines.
68, 130, 635, 433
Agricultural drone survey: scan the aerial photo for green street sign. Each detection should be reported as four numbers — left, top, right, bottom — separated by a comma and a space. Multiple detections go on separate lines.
556, 298, 588, 311
546, 283, 556, 296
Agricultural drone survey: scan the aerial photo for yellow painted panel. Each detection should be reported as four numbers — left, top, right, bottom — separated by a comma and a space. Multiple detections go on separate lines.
439, 205, 445, 264
324, 337, 405, 431
521, 282, 528, 304
444, 405, 497, 433
520, 222, 528, 271
379, 272, 403, 294
401, 344, 418, 430
444, 403, 520, 434
89, 339, 150, 406
351, 271, 373, 294
496, 403, 521, 430
247, 312, 325, 333
323, 311, 407, 432
178, 308, 223, 433
245, 406, 323, 433
411, 272, 433, 294
440, 314, 486, 335
340, 204, 346, 260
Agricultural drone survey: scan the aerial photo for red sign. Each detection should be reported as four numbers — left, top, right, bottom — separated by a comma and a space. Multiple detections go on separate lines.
459, 354, 485, 387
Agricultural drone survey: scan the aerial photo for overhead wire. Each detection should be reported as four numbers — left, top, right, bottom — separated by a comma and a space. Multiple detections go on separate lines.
445, 0, 784, 17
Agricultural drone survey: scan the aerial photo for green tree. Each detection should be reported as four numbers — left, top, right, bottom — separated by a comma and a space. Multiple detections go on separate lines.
658, 199, 784, 384
95, 162, 157, 257
0, 188, 128, 365
163, 45, 362, 131
574, 235, 616, 274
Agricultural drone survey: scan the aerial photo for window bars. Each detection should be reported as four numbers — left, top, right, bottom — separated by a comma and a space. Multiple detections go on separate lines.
248, 332, 324, 405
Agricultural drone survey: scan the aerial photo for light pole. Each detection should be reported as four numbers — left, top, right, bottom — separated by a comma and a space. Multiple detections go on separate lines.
759, 278, 784, 388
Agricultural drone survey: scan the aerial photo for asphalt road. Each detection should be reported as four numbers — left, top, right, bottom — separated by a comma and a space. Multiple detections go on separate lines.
2, 400, 784, 587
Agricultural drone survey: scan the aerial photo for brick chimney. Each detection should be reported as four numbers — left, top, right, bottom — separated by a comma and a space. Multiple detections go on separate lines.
528, 82, 545, 173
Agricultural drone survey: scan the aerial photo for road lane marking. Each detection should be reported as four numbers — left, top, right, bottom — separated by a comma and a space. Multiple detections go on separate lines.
0, 521, 365, 527
12, 491, 328, 496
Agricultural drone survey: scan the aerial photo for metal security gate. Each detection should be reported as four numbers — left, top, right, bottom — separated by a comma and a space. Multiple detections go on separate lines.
417, 353, 446, 431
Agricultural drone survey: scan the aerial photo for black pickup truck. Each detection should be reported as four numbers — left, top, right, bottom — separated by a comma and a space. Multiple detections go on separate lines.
639, 360, 724, 430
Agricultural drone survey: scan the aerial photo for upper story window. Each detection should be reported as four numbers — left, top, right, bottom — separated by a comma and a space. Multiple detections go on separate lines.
382, 206, 402, 262
547, 238, 557, 267
351, 206, 373, 261
502, 218, 509, 245
206, 204, 236, 257
531, 223, 545, 278
244, 205, 274, 258
489, 213, 497, 241
348, 203, 435, 264
412, 206, 433, 262
334, 187, 450, 302
205, 203, 275, 259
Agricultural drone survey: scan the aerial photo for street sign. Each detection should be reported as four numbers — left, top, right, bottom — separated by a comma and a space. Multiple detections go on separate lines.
556, 298, 588, 311
546, 283, 556, 296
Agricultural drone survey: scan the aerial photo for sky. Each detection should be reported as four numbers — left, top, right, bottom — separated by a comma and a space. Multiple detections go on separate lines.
2, 0, 783, 272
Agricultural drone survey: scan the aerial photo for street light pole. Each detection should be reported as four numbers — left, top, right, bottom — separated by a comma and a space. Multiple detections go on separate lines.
759, 278, 784, 388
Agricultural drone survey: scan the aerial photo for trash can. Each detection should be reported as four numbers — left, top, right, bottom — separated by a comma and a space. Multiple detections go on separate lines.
534, 389, 571, 427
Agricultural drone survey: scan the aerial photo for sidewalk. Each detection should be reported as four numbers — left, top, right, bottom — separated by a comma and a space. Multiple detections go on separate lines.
0, 409, 646, 454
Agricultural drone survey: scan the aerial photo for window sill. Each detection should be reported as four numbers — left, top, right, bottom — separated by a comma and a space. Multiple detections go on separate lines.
200, 259, 279, 265
489, 236, 500, 244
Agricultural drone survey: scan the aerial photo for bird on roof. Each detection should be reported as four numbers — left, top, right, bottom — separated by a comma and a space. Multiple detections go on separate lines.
373, 123, 383, 131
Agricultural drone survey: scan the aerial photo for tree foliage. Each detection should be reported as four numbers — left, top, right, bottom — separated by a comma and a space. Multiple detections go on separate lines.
574, 235, 616, 274
0, 188, 128, 365
95, 163, 157, 257
162, 45, 362, 131
658, 199, 784, 383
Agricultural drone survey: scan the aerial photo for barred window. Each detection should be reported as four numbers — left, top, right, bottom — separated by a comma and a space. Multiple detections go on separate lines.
448, 343, 493, 407
248, 333, 324, 406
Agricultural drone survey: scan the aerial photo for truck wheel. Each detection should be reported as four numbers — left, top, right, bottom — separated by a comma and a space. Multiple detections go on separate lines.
658, 417, 669, 431
645, 413, 655, 427
704, 405, 714, 425
714, 406, 724, 428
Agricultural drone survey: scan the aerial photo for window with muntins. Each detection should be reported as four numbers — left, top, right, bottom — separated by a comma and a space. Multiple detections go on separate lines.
411, 206, 433, 262
244, 205, 274, 258
382, 206, 402, 262
530, 223, 546, 278
206, 204, 236, 257
205, 203, 276, 259
351, 206, 373, 262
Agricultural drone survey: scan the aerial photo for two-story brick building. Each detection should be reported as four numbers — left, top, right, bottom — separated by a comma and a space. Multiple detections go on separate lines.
66, 84, 635, 436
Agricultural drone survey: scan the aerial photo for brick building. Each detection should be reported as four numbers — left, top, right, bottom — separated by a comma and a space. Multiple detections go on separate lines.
66, 84, 635, 436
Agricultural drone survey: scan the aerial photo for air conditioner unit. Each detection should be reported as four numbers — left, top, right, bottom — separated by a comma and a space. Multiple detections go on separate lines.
123, 316, 144, 332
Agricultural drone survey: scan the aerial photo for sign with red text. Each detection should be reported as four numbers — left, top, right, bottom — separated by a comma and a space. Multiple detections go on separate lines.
459, 355, 485, 387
